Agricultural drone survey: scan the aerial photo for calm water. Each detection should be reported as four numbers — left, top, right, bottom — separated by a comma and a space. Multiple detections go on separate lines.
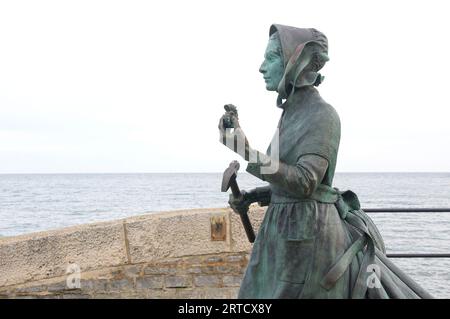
0, 172, 449, 298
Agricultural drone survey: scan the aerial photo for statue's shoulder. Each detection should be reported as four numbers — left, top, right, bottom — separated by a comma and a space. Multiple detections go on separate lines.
309, 90, 340, 127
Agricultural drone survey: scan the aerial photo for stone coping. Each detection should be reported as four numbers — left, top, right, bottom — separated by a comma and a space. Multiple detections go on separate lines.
0, 205, 266, 288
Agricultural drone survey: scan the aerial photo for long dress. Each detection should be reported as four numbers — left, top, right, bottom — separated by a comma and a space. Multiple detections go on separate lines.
238, 86, 432, 299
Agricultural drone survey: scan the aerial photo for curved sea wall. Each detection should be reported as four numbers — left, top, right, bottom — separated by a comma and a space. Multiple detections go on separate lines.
0, 206, 266, 299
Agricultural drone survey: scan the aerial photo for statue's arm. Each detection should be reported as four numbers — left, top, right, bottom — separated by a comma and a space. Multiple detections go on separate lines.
244, 185, 272, 207
247, 154, 328, 197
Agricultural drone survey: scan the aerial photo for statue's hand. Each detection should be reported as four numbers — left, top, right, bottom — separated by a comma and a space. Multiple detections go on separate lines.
228, 190, 251, 214
222, 104, 239, 129
218, 106, 240, 131
218, 111, 253, 160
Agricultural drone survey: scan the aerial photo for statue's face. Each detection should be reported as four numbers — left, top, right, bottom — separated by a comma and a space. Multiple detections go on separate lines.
259, 36, 284, 91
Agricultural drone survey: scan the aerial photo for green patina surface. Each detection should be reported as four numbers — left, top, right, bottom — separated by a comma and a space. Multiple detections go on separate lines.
219, 24, 433, 299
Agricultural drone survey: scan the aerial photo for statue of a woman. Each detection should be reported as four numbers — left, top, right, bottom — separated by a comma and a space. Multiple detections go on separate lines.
219, 24, 432, 299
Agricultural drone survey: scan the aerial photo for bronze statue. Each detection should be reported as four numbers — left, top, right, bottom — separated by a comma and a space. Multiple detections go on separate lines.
218, 24, 433, 298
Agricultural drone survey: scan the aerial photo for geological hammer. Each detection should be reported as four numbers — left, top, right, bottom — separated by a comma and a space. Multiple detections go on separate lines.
221, 160, 256, 243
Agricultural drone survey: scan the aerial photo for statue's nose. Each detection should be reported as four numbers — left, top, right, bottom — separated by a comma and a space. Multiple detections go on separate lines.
259, 63, 266, 74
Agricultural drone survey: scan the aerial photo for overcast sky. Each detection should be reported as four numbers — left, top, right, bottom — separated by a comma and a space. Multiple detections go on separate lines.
1, 0, 449, 173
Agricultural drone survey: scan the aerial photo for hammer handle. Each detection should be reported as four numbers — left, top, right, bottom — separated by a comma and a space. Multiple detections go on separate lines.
229, 176, 241, 198
229, 178, 256, 243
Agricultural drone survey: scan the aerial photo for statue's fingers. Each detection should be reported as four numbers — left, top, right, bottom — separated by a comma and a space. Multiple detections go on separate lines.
218, 115, 225, 131
231, 115, 241, 128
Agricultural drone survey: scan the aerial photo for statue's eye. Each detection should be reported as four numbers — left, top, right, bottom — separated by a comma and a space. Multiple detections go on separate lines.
266, 53, 276, 61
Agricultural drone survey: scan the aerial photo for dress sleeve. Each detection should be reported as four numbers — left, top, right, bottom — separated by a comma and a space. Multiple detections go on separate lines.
246, 153, 328, 197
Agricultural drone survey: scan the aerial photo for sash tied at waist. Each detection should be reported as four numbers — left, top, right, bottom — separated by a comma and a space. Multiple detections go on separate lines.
270, 184, 339, 204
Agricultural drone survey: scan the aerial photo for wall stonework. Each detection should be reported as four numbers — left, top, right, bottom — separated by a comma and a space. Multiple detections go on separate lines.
0, 205, 266, 299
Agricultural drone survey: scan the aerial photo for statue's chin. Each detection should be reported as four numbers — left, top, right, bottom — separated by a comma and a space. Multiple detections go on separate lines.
265, 83, 277, 91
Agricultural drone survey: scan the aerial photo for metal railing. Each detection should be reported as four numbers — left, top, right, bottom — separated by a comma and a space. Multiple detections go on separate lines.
364, 208, 450, 258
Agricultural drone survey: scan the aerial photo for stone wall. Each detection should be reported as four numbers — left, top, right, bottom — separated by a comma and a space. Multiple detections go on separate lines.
0, 205, 266, 299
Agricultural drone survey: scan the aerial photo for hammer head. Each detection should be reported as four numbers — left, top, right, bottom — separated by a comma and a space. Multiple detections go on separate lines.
221, 160, 240, 192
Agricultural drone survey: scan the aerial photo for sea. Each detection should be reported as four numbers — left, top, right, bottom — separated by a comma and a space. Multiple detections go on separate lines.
0, 172, 449, 298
